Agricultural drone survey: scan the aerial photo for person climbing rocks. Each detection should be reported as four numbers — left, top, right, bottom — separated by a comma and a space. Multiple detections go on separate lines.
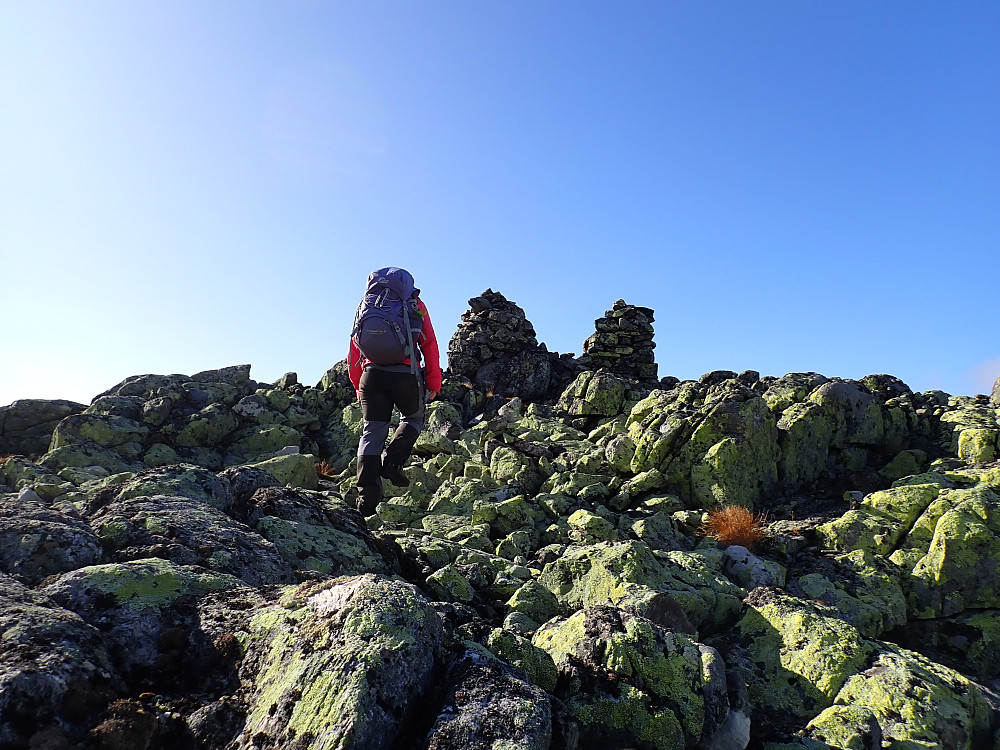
348, 267, 441, 516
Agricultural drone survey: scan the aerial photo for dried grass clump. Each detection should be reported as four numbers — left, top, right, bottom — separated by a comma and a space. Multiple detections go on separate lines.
700, 505, 767, 550
315, 459, 337, 478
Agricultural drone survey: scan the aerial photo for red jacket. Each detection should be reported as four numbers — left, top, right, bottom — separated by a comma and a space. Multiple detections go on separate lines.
348, 296, 442, 394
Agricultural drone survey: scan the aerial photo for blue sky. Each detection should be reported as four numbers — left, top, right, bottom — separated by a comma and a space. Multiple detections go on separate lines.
2, 2, 998, 406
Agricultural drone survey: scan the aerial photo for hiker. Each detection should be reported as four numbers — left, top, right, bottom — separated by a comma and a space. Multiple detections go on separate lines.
348, 267, 441, 516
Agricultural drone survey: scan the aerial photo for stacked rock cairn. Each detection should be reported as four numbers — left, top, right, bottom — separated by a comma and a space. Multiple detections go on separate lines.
446, 289, 542, 380
578, 299, 658, 384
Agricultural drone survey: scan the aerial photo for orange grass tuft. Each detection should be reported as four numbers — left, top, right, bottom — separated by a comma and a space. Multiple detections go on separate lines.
315, 459, 338, 478
700, 505, 768, 550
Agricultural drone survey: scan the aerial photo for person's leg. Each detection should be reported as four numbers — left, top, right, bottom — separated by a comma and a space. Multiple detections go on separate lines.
356, 369, 393, 515
382, 372, 424, 483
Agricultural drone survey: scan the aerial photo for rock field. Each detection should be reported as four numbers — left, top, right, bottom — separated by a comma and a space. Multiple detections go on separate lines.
2, 294, 1000, 750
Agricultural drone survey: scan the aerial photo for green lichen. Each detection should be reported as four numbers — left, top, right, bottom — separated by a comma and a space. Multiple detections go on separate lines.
255, 516, 389, 576
905, 485, 1000, 618
243, 576, 441, 749
833, 644, 993, 748
62, 558, 244, 613
733, 594, 875, 725
245, 453, 318, 490
485, 628, 558, 692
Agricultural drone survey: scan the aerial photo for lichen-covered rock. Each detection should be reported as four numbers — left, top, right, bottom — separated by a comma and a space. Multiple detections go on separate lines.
109, 463, 234, 510
558, 369, 630, 417
0, 398, 85, 456
627, 380, 779, 508
484, 628, 559, 692
789, 549, 906, 639
50, 412, 151, 450
893, 609, 1000, 682
904, 484, 1000, 618
316, 401, 363, 472
235, 575, 443, 750
489, 444, 545, 493
532, 606, 748, 750
424, 650, 553, 750
761, 372, 829, 412
721, 590, 876, 734
939, 399, 1000, 464
88, 494, 293, 585
42, 558, 246, 678
506, 580, 564, 626
245, 452, 319, 490
0, 574, 121, 747
0, 488, 102, 586
776, 401, 838, 489
38, 441, 143, 475
224, 424, 303, 463
815, 482, 944, 555
537, 541, 743, 631
426, 563, 476, 602
802, 705, 882, 750
833, 644, 995, 748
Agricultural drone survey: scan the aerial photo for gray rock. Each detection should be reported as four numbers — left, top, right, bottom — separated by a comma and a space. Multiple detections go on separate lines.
109, 463, 234, 510
42, 558, 248, 679
723, 544, 785, 588
424, 652, 552, 750
0, 490, 102, 585
235, 574, 443, 749
0, 574, 121, 746
87, 494, 293, 586
0, 399, 86, 456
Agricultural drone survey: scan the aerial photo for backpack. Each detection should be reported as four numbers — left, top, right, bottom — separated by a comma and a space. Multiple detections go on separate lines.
351, 267, 423, 374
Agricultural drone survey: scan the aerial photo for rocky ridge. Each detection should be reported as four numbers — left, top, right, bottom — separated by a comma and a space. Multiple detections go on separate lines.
1, 291, 1000, 750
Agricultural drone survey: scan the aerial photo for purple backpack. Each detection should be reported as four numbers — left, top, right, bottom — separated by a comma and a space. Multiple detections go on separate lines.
351, 267, 422, 371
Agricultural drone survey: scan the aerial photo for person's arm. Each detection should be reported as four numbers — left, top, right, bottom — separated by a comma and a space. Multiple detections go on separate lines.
348, 338, 363, 400
416, 299, 441, 399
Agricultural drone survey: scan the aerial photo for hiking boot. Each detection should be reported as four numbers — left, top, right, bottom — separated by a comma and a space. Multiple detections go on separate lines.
380, 461, 409, 487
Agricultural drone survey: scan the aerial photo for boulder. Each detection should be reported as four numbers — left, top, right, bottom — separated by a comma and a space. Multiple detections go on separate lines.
532, 606, 748, 750
109, 463, 234, 510
88, 494, 293, 586
0, 398, 85, 455
423, 649, 552, 750
0, 575, 121, 747
536, 541, 743, 631
42, 558, 247, 679
720, 589, 875, 734
49, 413, 151, 451
834, 644, 994, 748
0, 489, 102, 585
904, 484, 1000, 618
557, 369, 630, 417
234, 575, 443, 750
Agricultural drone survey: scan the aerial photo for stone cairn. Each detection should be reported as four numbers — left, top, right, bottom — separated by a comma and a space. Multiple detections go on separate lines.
578, 299, 658, 384
446, 289, 541, 380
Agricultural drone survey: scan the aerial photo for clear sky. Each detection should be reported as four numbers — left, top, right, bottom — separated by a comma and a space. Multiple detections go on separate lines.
2, 2, 998, 406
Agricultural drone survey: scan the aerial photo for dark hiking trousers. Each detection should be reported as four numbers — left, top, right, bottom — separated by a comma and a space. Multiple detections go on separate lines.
356, 365, 425, 516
